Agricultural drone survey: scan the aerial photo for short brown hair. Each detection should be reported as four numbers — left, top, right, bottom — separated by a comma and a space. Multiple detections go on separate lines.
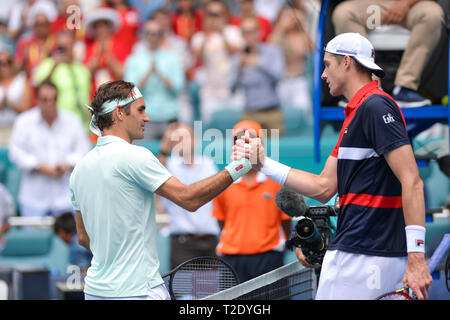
37, 80, 58, 96
333, 54, 372, 77
90, 80, 134, 131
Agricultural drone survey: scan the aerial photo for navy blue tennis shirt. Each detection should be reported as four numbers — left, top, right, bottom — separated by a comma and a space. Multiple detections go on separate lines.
329, 80, 411, 257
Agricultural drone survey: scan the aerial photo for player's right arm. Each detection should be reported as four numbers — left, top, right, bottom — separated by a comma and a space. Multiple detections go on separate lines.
284, 156, 338, 204
233, 135, 338, 204
233, 136, 339, 268
155, 171, 233, 213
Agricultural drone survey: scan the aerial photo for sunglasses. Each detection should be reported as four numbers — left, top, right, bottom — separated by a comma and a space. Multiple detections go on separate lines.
206, 11, 224, 17
144, 30, 163, 37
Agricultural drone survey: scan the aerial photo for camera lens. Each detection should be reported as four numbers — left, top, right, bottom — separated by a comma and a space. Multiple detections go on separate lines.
295, 217, 324, 252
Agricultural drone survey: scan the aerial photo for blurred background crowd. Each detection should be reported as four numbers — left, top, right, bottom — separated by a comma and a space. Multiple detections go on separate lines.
0, 0, 318, 146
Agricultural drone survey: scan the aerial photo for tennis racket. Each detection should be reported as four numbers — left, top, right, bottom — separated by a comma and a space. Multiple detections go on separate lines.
376, 233, 450, 300
376, 286, 416, 300
161, 256, 240, 300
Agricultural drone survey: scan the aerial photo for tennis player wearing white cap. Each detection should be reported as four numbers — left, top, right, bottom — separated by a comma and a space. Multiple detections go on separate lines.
70, 80, 252, 300
234, 32, 432, 299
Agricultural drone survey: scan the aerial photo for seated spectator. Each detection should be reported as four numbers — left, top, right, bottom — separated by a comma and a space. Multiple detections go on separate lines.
191, 0, 245, 125
0, 44, 33, 146
84, 7, 124, 98
103, 0, 140, 62
14, 6, 57, 76
269, 4, 313, 115
124, 18, 185, 140
170, 0, 204, 42
54, 212, 92, 274
332, 0, 444, 107
230, 17, 285, 136
33, 30, 92, 132
8, 81, 91, 218
230, 0, 272, 42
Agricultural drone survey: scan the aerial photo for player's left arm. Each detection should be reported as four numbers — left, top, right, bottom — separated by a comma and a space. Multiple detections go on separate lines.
75, 211, 91, 252
384, 144, 432, 300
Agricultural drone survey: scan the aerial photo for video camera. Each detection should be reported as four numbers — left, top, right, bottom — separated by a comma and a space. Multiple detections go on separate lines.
275, 187, 338, 267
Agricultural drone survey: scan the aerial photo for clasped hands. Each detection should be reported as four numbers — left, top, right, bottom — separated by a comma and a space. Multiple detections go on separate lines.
231, 130, 265, 171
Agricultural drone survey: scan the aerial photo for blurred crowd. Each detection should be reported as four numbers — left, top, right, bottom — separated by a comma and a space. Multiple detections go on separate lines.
0, 0, 318, 270
0, 0, 318, 146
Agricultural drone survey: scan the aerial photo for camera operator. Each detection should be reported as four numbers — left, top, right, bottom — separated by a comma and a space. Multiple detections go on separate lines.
232, 33, 431, 300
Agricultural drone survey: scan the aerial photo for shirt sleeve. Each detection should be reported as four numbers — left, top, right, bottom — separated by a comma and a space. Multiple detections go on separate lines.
32, 58, 54, 86
127, 147, 172, 192
361, 94, 410, 155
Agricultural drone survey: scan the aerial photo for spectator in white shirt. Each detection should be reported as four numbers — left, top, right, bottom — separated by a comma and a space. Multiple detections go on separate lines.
157, 123, 220, 268
8, 81, 91, 218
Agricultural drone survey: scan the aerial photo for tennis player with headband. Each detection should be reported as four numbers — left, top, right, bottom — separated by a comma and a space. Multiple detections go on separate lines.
234, 33, 432, 300
69, 80, 252, 300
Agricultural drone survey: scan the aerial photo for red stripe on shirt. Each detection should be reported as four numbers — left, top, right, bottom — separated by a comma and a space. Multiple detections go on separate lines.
340, 193, 403, 208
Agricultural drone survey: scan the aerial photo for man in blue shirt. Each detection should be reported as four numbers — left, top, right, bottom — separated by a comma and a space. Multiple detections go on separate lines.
124, 18, 185, 140
230, 16, 285, 136
233, 33, 432, 300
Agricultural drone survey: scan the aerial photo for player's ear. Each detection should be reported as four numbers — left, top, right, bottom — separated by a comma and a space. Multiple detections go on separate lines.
343, 55, 352, 69
115, 107, 125, 121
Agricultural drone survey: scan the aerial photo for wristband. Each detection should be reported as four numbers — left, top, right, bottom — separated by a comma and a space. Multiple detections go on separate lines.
405, 225, 426, 253
261, 157, 291, 185
225, 158, 252, 182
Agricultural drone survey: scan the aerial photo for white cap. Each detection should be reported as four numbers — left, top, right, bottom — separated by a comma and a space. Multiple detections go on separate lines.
325, 32, 385, 78
85, 8, 122, 39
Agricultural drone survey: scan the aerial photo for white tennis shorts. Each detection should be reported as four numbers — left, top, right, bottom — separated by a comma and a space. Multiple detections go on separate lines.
84, 283, 171, 300
315, 250, 408, 300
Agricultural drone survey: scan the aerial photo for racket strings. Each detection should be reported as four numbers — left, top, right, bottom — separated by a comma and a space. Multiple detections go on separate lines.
170, 258, 239, 299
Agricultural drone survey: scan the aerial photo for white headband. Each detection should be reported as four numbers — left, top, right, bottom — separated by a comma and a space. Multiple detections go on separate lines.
87, 87, 143, 136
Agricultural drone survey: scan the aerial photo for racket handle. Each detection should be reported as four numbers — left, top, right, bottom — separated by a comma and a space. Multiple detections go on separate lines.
427, 233, 450, 273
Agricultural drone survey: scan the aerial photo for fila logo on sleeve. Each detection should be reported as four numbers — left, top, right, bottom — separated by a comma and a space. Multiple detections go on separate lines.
382, 113, 395, 124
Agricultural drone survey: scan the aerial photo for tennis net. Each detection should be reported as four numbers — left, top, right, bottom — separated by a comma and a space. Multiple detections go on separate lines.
202, 261, 316, 300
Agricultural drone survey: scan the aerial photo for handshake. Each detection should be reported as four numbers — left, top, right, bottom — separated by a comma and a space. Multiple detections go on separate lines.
225, 128, 291, 186
231, 130, 266, 170
224, 130, 263, 182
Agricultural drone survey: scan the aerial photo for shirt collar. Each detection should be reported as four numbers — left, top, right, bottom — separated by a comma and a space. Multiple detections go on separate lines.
345, 80, 379, 115
96, 135, 129, 146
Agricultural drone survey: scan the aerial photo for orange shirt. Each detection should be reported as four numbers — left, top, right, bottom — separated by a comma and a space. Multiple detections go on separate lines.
213, 173, 290, 255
